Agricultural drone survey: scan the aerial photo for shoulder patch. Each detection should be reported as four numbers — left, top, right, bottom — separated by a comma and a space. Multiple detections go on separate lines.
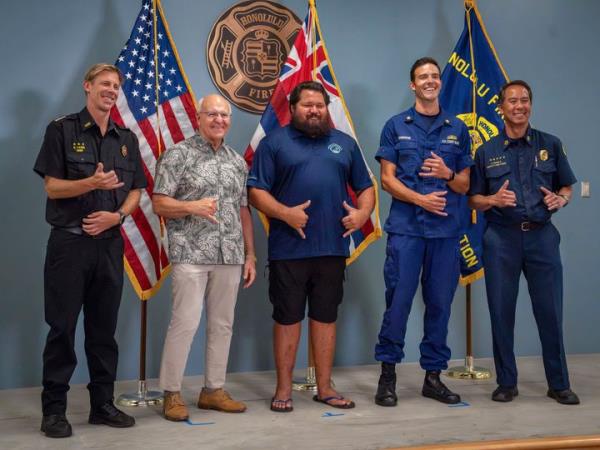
116, 123, 132, 132
53, 113, 77, 123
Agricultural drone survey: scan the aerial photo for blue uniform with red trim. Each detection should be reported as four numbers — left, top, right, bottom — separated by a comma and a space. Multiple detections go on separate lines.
469, 127, 577, 390
374, 107, 472, 370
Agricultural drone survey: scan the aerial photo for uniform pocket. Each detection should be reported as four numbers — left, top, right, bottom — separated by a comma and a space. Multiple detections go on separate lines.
394, 141, 419, 175
533, 159, 556, 190
485, 164, 511, 193
66, 151, 96, 179
438, 143, 461, 172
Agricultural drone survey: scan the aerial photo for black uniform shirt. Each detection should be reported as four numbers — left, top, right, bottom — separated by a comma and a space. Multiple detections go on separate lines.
34, 107, 147, 230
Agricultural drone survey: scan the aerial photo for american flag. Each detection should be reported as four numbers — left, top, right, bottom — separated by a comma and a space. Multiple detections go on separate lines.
111, 0, 198, 299
244, 1, 381, 264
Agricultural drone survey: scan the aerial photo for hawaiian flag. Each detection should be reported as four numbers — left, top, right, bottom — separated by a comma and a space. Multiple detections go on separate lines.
244, 0, 381, 264
111, 0, 198, 299
439, 0, 509, 285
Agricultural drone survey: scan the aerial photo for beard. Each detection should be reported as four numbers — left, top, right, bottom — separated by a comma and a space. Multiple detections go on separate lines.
291, 112, 331, 138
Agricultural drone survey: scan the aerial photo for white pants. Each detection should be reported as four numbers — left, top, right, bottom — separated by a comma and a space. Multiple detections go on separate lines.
159, 263, 242, 391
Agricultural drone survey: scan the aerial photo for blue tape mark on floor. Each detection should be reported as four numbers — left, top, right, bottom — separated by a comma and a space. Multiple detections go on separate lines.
185, 418, 216, 426
448, 401, 470, 407
322, 412, 345, 417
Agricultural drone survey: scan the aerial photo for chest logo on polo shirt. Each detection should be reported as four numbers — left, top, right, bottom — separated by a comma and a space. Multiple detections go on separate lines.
539, 149, 549, 161
72, 142, 86, 153
121, 145, 128, 158
328, 143, 342, 154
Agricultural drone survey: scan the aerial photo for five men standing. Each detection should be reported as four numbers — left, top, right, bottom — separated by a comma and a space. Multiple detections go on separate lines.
373, 58, 472, 407
35, 64, 579, 437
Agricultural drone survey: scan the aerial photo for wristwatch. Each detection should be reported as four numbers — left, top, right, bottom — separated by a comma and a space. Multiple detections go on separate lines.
558, 194, 569, 205
118, 209, 126, 224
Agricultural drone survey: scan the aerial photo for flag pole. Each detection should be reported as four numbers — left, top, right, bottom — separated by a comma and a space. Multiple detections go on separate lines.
116, 0, 164, 406
293, 0, 323, 392
446, 0, 491, 381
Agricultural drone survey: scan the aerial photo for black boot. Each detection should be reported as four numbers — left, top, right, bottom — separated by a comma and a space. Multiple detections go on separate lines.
422, 370, 461, 404
375, 362, 397, 407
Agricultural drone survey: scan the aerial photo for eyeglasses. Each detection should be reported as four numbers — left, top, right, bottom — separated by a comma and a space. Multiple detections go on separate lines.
197, 111, 231, 120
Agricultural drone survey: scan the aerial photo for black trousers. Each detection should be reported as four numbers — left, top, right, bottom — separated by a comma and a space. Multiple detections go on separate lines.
41, 229, 124, 415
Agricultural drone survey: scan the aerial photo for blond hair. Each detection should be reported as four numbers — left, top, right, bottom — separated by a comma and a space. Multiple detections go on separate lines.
83, 63, 124, 85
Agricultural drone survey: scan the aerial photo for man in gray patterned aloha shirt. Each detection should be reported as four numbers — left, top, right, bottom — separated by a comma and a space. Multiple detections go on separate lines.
152, 94, 256, 421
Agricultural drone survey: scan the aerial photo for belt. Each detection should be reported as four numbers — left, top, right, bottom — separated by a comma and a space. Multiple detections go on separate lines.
52, 226, 121, 238
510, 221, 546, 231
54, 226, 84, 235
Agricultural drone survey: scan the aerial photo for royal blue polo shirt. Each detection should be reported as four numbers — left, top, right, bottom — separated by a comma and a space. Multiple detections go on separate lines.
247, 125, 373, 260
376, 107, 473, 238
469, 127, 577, 225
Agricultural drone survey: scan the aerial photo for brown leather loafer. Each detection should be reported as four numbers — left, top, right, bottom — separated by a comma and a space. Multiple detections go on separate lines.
198, 388, 246, 413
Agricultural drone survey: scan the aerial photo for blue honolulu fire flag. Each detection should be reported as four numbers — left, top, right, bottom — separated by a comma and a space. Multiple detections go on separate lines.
439, 0, 509, 285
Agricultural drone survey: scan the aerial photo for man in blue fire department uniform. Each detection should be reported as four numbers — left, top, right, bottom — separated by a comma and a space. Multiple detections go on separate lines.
468, 80, 579, 405
374, 57, 472, 406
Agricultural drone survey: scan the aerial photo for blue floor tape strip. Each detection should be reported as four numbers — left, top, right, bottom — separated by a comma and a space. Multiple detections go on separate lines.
448, 401, 470, 407
185, 418, 216, 426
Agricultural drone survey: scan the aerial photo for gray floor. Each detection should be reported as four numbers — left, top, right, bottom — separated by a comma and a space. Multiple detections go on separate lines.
1, 354, 599, 450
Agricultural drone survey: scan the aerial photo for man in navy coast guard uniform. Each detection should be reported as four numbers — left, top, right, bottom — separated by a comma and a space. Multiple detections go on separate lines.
34, 63, 147, 438
468, 80, 579, 405
374, 57, 472, 407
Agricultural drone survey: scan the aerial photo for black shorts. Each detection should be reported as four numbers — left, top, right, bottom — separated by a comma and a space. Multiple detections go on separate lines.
269, 256, 346, 325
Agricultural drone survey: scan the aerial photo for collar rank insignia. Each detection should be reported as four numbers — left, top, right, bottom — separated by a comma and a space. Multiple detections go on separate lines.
121, 145, 128, 158
83, 121, 93, 129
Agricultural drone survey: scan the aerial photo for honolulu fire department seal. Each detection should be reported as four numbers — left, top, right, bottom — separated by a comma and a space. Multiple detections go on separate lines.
207, 1, 301, 114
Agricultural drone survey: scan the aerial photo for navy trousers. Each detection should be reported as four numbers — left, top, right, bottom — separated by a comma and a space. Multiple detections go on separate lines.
483, 222, 570, 390
375, 234, 460, 370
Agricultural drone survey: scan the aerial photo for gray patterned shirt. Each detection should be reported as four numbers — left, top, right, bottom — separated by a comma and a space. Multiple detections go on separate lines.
154, 134, 248, 265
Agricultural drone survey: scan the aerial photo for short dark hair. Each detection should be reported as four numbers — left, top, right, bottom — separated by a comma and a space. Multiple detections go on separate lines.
499, 80, 533, 104
410, 57, 441, 82
289, 81, 330, 108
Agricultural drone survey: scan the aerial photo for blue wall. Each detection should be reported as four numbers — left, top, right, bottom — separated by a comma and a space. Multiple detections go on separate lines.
1, 0, 598, 390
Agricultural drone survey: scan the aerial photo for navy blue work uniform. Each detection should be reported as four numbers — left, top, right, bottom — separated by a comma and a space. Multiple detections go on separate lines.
247, 124, 373, 261
33, 108, 146, 415
374, 107, 472, 370
469, 127, 576, 390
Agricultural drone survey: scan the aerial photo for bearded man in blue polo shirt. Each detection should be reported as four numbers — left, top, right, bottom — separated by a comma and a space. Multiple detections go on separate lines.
373, 57, 473, 407
248, 81, 375, 412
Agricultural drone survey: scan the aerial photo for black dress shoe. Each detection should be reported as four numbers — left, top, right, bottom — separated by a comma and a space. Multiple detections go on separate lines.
375, 362, 397, 407
89, 402, 135, 427
547, 388, 580, 405
421, 370, 461, 404
491, 386, 518, 402
41, 414, 72, 438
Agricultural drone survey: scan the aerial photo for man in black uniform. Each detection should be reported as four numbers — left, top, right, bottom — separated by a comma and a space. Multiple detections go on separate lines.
34, 63, 147, 438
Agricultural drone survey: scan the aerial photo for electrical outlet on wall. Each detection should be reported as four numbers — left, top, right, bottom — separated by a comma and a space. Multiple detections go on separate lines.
581, 181, 590, 198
